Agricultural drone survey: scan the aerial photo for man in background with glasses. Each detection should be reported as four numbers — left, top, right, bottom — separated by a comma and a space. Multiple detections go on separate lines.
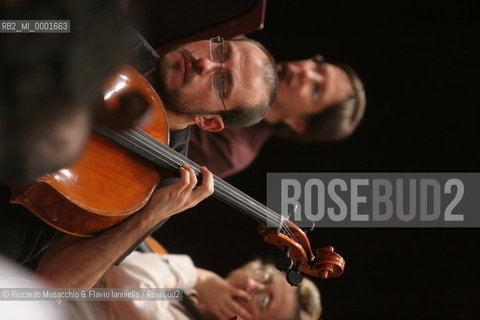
188, 55, 366, 178
75, 252, 321, 320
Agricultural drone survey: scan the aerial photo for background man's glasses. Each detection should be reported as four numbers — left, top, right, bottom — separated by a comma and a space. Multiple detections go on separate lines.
251, 268, 273, 310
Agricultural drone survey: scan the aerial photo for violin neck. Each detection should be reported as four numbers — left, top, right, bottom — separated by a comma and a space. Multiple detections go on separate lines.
95, 127, 283, 228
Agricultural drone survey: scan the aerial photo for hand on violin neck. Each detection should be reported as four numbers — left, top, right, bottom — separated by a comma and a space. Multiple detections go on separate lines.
139, 165, 213, 225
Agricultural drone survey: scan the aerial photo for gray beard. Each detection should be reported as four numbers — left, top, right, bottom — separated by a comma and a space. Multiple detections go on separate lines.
155, 50, 202, 116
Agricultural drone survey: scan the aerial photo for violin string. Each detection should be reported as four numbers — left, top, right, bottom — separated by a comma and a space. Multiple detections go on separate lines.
281, 223, 296, 242
100, 127, 284, 226
129, 128, 284, 226
96, 126, 311, 258
122, 129, 301, 245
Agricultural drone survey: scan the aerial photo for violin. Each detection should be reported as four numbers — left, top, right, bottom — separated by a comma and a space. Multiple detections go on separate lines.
10, 66, 345, 285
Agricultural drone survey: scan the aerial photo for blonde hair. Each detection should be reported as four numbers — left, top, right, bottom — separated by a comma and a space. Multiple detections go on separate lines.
297, 277, 322, 320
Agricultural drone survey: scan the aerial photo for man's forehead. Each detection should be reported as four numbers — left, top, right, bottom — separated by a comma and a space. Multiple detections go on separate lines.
324, 63, 352, 89
264, 276, 298, 320
227, 39, 259, 48
321, 63, 353, 106
226, 40, 269, 105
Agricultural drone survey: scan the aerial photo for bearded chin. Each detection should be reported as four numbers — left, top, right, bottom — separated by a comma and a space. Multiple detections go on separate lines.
158, 84, 207, 120
155, 53, 202, 116
158, 87, 184, 114
155, 66, 193, 115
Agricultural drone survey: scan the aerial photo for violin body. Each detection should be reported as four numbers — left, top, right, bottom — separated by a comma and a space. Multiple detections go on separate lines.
11, 67, 169, 237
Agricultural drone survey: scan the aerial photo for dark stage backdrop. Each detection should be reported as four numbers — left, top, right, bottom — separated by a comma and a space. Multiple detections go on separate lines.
155, 1, 480, 320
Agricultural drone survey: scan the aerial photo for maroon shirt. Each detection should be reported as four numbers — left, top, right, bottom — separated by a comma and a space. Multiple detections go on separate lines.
188, 123, 273, 178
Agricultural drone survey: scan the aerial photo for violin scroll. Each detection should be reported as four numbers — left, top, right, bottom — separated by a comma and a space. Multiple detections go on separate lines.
310, 246, 345, 279
258, 222, 345, 284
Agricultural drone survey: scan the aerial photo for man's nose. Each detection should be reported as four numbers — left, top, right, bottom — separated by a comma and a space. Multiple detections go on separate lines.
243, 278, 266, 293
196, 57, 223, 76
291, 62, 322, 84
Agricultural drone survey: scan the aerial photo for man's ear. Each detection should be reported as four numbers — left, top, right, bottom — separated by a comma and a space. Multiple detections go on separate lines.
195, 115, 225, 132
284, 117, 307, 135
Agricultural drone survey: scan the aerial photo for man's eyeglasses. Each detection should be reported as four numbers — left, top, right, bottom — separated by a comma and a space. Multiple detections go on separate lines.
251, 268, 273, 310
209, 36, 228, 112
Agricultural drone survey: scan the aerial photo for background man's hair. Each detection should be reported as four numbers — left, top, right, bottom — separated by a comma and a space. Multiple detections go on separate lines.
275, 59, 366, 142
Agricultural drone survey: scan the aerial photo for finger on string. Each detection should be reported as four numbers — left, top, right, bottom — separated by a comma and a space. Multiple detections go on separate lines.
200, 166, 214, 193
193, 167, 214, 199
184, 165, 197, 189
177, 166, 190, 191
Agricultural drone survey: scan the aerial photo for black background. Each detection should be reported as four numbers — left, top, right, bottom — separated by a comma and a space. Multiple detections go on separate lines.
156, 1, 480, 319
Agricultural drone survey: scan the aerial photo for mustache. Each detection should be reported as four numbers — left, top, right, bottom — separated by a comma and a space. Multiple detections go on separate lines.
277, 62, 291, 81
277, 63, 293, 81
